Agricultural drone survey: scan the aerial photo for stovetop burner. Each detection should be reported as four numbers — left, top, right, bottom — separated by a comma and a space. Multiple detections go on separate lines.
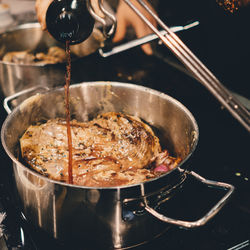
0, 17, 249, 249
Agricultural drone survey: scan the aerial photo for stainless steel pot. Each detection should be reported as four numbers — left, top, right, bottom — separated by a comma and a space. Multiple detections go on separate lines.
1, 82, 234, 249
0, 23, 105, 98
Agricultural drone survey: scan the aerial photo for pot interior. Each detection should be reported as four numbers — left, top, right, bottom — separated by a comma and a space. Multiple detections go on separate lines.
2, 82, 199, 182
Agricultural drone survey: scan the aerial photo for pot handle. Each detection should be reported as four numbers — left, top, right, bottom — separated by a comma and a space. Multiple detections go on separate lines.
143, 170, 234, 228
99, 21, 199, 57
3, 86, 50, 114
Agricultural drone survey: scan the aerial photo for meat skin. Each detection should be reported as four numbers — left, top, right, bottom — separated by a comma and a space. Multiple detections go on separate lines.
20, 112, 180, 187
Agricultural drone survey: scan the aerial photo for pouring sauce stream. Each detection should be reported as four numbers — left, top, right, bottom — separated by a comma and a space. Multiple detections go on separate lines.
65, 40, 73, 184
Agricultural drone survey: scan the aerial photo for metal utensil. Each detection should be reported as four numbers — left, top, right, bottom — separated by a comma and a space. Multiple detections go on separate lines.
0, 212, 7, 250
123, 0, 250, 132
99, 21, 199, 57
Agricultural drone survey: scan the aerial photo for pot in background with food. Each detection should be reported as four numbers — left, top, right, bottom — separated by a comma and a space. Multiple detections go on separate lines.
0, 23, 105, 103
1, 82, 234, 249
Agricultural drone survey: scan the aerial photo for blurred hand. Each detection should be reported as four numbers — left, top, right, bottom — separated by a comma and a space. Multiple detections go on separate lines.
35, 0, 157, 55
113, 0, 157, 55
35, 0, 52, 30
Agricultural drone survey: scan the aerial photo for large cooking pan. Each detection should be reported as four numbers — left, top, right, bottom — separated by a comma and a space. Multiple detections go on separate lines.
1, 82, 234, 249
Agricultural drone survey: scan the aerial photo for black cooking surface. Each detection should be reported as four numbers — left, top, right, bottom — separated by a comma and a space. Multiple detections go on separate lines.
0, 9, 250, 249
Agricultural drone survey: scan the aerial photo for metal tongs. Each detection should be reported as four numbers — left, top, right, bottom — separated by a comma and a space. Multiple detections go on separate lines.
87, 0, 250, 132
123, 0, 250, 132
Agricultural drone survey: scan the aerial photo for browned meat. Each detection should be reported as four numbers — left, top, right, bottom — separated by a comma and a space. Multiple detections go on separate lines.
2, 51, 35, 64
20, 112, 180, 187
2, 46, 67, 65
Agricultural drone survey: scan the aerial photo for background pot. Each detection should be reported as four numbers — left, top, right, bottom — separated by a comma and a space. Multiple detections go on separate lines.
1, 82, 234, 249
0, 23, 105, 100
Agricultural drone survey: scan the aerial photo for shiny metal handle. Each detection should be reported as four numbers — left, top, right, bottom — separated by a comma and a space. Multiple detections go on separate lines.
99, 21, 199, 57
86, 0, 116, 38
3, 86, 50, 114
144, 170, 234, 228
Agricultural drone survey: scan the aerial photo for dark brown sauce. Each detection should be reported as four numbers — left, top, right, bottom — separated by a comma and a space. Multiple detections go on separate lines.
65, 41, 73, 184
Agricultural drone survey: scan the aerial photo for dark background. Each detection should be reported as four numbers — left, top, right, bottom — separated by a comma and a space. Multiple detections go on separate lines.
0, 1, 250, 249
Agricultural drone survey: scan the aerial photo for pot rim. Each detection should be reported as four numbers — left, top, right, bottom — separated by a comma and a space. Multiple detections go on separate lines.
1, 81, 199, 190
0, 22, 90, 67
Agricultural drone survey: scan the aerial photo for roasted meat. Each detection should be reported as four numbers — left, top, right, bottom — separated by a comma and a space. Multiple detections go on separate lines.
2, 46, 67, 65
20, 112, 180, 187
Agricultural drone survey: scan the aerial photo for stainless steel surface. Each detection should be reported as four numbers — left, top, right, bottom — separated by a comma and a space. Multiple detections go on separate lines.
123, 0, 250, 132
1, 82, 234, 249
0, 23, 105, 98
99, 21, 200, 57
144, 170, 235, 228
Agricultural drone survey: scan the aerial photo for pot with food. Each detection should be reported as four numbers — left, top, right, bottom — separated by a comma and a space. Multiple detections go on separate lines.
1, 82, 234, 249
0, 23, 105, 100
